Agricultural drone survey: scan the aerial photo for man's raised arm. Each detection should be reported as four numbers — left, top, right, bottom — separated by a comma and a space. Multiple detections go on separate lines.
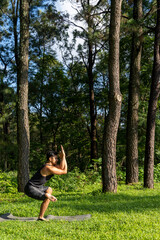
59, 145, 67, 172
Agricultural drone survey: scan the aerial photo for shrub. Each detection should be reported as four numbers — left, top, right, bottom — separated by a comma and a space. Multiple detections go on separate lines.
154, 163, 160, 182
48, 167, 101, 192
0, 171, 18, 193
2, 163, 160, 194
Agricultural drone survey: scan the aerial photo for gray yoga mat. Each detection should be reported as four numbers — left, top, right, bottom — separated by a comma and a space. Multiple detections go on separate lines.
0, 213, 91, 222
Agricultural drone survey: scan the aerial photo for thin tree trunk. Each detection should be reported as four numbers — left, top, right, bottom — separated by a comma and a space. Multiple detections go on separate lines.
11, 0, 20, 97
0, 61, 10, 170
102, 0, 122, 193
39, 43, 45, 145
126, 0, 143, 184
12, 0, 20, 86
17, 0, 30, 192
3, 121, 10, 170
88, 42, 98, 160
11, 0, 21, 173
86, 2, 98, 161
144, 0, 160, 188
0, 76, 8, 170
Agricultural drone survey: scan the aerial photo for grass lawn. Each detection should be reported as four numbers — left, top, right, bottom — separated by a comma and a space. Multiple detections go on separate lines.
1, 178, 160, 239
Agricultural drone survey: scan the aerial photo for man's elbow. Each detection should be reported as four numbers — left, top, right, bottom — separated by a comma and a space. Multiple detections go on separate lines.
63, 169, 67, 174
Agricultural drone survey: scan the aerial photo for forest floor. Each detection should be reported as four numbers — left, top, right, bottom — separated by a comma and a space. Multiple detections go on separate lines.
0, 171, 160, 239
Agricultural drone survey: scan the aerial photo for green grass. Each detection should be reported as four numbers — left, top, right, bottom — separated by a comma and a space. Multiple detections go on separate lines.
1, 173, 160, 239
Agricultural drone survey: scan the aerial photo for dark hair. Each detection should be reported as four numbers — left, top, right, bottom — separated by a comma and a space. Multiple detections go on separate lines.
46, 150, 58, 161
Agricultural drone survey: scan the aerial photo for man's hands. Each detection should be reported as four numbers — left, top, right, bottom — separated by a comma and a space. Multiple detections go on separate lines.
59, 145, 65, 159
58, 145, 67, 172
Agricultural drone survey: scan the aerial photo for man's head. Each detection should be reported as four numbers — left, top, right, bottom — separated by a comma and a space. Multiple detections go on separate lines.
46, 150, 58, 165
46, 150, 57, 160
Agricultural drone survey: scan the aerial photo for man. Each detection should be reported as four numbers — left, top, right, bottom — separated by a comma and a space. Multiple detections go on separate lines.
24, 145, 67, 221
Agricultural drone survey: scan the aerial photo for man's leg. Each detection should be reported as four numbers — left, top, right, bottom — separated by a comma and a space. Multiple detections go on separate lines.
38, 187, 57, 220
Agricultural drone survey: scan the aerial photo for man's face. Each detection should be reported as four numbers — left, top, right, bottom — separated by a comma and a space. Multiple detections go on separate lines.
50, 155, 58, 165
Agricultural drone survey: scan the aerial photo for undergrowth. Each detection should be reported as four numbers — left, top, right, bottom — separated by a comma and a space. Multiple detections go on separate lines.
1, 163, 160, 194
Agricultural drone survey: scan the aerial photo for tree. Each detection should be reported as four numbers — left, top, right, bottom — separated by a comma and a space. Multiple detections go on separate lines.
102, 0, 122, 193
126, 0, 143, 184
0, 0, 18, 170
66, 0, 109, 161
144, 0, 160, 188
17, 0, 30, 192
29, 3, 66, 145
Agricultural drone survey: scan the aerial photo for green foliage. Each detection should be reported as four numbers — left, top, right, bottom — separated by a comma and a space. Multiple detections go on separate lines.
46, 167, 101, 192
139, 167, 144, 182
154, 163, 160, 182
116, 166, 126, 182
137, 164, 160, 183
4, 162, 160, 196
116, 164, 160, 183
29, 146, 46, 170
0, 83, 17, 170
0, 171, 17, 193
7, 163, 160, 196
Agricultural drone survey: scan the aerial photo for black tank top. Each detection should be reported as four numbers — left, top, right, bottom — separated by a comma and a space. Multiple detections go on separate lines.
28, 165, 53, 187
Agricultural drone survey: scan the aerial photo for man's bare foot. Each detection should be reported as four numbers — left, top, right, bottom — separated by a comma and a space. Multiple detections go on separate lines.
37, 217, 48, 221
45, 193, 57, 202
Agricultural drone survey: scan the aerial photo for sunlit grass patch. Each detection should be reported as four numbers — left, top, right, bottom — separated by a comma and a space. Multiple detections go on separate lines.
1, 172, 160, 239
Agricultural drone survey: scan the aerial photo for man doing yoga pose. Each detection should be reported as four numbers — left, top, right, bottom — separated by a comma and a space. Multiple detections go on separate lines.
24, 145, 67, 221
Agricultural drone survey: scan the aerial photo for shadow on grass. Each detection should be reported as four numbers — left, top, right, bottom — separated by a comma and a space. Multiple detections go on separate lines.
53, 191, 160, 214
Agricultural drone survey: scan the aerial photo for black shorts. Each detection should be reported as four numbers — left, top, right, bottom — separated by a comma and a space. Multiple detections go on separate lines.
24, 183, 49, 201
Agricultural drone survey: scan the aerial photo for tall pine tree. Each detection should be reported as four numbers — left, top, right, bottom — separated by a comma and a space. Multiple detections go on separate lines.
17, 0, 30, 192
126, 0, 143, 184
102, 0, 122, 193
144, 0, 160, 189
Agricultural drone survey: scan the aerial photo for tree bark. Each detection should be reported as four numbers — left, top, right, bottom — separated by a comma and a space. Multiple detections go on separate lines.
17, 0, 30, 192
102, 0, 122, 193
126, 0, 143, 184
144, 0, 160, 188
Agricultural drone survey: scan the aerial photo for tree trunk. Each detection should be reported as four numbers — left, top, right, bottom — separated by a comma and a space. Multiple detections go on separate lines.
39, 45, 45, 145
11, 0, 20, 93
17, 0, 30, 192
86, 2, 98, 161
144, 0, 160, 188
11, 0, 21, 173
88, 42, 98, 160
102, 0, 122, 193
3, 121, 10, 170
126, 0, 143, 184
0, 62, 10, 170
